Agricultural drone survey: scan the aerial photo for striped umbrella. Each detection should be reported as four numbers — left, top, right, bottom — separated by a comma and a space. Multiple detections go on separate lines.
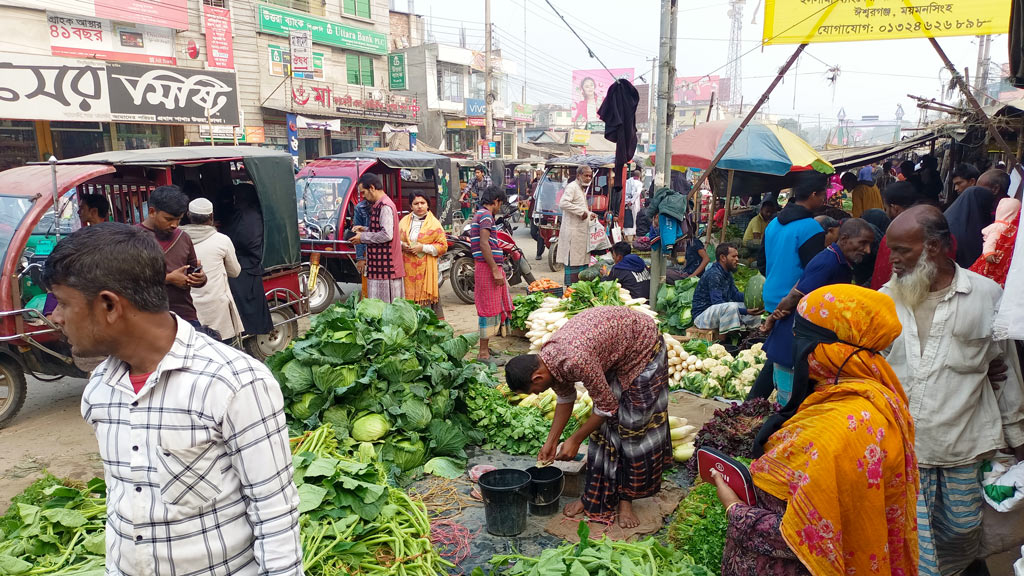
661, 119, 834, 176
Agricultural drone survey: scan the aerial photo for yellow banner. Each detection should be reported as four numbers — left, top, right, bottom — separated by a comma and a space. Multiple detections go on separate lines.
763, 0, 1009, 45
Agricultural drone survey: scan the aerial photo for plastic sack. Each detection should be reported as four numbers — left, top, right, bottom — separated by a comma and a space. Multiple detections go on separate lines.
982, 459, 1024, 512
587, 218, 612, 252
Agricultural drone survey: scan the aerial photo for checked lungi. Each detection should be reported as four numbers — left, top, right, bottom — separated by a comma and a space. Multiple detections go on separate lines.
581, 344, 672, 521
474, 261, 513, 338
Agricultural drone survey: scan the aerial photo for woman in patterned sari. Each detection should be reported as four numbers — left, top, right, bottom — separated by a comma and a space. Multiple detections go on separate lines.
399, 193, 447, 318
711, 285, 919, 576
504, 306, 672, 528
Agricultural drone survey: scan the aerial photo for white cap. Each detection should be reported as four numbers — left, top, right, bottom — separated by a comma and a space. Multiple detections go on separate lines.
189, 197, 214, 216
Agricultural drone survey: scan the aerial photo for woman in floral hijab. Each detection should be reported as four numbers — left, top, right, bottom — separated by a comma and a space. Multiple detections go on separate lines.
712, 285, 919, 576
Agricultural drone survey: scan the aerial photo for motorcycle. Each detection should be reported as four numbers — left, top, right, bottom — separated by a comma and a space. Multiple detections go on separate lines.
447, 215, 536, 304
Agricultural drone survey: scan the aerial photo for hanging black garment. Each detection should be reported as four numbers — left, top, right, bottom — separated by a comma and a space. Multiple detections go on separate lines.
597, 78, 639, 198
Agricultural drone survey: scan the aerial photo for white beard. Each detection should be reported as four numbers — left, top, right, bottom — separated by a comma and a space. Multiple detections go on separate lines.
889, 256, 937, 309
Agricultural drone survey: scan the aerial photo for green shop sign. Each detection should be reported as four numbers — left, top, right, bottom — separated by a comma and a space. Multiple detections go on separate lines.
257, 4, 387, 55
388, 53, 406, 90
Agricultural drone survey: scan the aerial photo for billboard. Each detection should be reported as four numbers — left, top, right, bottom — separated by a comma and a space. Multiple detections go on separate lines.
571, 68, 634, 129
106, 62, 240, 125
674, 76, 729, 104
763, 0, 1009, 45
47, 12, 176, 66
2, 0, 188, 29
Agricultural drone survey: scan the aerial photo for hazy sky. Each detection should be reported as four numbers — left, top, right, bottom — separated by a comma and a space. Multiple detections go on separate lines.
407, 0, 1010, 127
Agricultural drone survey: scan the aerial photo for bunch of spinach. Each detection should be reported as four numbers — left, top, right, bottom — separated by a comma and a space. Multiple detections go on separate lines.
668, 482, 728, 575
656, 277, 700, 333
554, 280, 625, 317
269, 297, 487, 483
510, 293, 546, 331
474, 521, 712, 575
464, 378, 552, 455
292, 425, 453, 576
0, 475, 107, 576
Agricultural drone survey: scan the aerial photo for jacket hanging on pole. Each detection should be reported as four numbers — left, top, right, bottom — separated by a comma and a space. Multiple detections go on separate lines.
597, 78, 639, 175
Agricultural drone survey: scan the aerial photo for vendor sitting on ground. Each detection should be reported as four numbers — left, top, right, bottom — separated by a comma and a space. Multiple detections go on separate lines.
504, 306, 671, 528
605, 241, 650, 300
691, 242, 763, 334
743, 199, 780, 246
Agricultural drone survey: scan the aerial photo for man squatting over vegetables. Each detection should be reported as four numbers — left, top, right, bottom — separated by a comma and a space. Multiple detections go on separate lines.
505, 306, 672, 528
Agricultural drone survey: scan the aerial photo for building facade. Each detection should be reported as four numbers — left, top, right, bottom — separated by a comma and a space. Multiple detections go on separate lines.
0, 0, 421, 169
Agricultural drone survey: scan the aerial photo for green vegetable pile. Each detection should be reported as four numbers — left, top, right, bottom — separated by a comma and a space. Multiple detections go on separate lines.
656, 277, 699, 333
668, 482, 727, 575
731, 264, 759, 294
510, 293, 547, 331
555, 280, 624, 317
473, 521, 712, 575
293, 424, 453, 575
465, 378, 564, 455
269, 297, 487, 482
0, 474, 106, 575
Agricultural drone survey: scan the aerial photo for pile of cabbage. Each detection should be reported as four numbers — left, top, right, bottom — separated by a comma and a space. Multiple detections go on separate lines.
268, 298, 490, 483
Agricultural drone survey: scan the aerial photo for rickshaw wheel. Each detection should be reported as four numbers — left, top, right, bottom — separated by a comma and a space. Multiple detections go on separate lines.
548, 240, 564, 272
0, 358, 27, 429
244, 303, 299, 361
301, 268, 336, 314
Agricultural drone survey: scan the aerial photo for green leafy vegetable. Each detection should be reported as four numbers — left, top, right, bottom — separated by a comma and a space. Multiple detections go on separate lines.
510, 293, 547, 331
351, 414, 390, 442
668, 482, 729, 574
555, 279, 625, 317
656, 277, 699, 333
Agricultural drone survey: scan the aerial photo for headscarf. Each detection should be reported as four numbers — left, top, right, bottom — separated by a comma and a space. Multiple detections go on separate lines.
398, 211, 447, 304
969, 197, 1021, 287
980, 197, 1021, 254
750, 285, 919, 576
861, 208, 891, 235
945, 185, 996, 267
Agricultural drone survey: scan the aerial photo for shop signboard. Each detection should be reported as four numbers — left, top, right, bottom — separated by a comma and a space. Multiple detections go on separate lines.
106, 62, 240, 125
202, 5, 234, 70
6, 0, 188, 29
47, 11, 176, 65
465, 98, 486, 117
763, 0, 1009, 44
569, 129, 591, 146
200, 124, 243, 142
289, 30, 313, 73
0, 52, 111, 122
446, 119, 467, 129
286, 113, 299, 168
287, 81, 420, 122
257, 3, 387, 55
466, 117, 485, 127
388, 53, 406, 90
269, 44, 324, 80
245, 127, 266, 143
511, 102, 533, 123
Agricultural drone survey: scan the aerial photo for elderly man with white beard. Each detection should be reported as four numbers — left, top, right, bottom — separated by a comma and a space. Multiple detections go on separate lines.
881, 205, 1024, 576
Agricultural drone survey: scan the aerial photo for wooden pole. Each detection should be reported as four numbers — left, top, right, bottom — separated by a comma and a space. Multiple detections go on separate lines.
704, 176, 716, 245
929, 37, 1016, 169
687, 43, 808, 205
720, 170, 734, 243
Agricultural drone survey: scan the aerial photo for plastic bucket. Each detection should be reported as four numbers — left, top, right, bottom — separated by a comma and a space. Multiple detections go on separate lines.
526, 466, 565, 516
478, 469, 531, 536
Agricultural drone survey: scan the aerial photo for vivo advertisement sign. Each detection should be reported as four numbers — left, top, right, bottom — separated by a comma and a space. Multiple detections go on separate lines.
465, 97, 486, 117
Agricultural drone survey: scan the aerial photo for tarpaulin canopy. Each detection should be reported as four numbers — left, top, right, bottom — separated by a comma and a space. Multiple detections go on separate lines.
327, 150, 449, 170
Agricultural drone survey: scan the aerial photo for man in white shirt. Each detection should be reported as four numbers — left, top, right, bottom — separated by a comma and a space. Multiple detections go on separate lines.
881, 205, 1024, 576
44, 223, 302, 576
623, 170, 644, 242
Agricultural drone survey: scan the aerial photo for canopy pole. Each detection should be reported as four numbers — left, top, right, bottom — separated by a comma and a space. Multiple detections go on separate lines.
688, 43, 808, 204
649, 0, 677, 307
929, 37, 1016, 169
720, 170, 734, 244
705, 178, 716, 245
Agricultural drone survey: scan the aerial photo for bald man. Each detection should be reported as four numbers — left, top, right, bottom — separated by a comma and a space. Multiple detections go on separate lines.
881, 205, 1024, 576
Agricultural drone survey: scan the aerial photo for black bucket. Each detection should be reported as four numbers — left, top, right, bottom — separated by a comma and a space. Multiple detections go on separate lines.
478, 469, 531, 536
526, 466, 565, 516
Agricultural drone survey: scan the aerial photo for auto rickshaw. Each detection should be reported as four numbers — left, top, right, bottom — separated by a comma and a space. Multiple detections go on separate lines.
296, 151, 453, 313
533, 155, 632, 272
0, 147, 309, 427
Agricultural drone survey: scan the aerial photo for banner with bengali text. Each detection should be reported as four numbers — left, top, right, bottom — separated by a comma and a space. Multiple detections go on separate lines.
762, 0, 1010, 45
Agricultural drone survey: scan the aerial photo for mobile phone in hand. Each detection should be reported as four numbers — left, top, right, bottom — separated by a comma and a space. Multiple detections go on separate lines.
188, 264, 203, 275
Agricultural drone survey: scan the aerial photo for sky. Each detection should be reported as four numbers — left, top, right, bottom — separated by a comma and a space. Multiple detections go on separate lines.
404, 0, 1011, 128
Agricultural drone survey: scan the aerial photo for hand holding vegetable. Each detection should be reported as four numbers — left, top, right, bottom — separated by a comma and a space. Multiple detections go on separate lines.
538, 439, 558, 465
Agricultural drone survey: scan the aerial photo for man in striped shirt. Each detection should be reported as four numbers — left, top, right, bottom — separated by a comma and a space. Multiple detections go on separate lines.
44, 223, 302, 576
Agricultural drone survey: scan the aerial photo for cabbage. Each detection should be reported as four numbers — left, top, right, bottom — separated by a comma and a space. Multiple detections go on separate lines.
282, 360, 314, 393
391, 437, 427, 471
352, 413, 390, 442
321, 405, 351, 439
356, 298, 387, 320
401, 398, 432, 431
423, 456, 465, 479
312, 364, 360, 395
357, 442, 378, 463
291, 392, 327, 421
383, 299, 419, 334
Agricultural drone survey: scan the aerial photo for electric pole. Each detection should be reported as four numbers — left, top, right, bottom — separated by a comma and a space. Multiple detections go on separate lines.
973, 35, 992, 102
650, 0, 677, 306
484, 0, 494, 147
646, 57, 658, 151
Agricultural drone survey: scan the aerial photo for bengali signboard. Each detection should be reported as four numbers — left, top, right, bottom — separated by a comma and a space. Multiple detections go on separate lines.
289, 30, 313, 72
0, 52, 111, 122
3, 0, 188, 29
762, 0, 1009, 45
283, 80, 420, 123
511, 102, 534, 122
203, 4, 234, 70
389, 53, 407, 90
571, 68, 633, 129
269, 44, 325, 80
47, 11, 175, 65
256, 4, 387, 55
106, 62, 240, 125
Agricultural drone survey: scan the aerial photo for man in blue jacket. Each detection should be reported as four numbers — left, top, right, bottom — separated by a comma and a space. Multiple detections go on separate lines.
605, 242, 650, 300
761, 172, 829, 312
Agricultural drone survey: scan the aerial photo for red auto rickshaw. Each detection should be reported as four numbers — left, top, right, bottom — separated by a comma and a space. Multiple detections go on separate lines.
0, 147, 308, 427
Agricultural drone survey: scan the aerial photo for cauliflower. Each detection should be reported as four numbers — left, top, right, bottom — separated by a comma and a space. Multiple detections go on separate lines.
700, 358, 720, 370
720, 353, 735, 363
708, 343, 728, 358
750, 342, 763, 353
710, 365, 732, 380
740, 367, 760, 383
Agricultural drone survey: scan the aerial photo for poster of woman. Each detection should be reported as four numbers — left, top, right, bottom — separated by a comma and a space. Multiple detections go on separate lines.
571, 68, 634, 128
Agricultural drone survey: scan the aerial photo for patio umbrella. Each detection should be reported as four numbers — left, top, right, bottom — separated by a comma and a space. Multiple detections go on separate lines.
661, 119, 834, 176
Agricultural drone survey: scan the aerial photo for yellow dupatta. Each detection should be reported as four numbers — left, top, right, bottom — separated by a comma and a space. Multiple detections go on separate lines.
399, 211, 447, 305
750, 285, 919, 576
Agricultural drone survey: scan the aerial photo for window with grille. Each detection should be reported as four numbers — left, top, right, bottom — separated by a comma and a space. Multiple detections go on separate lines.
343, 0, 371, 18
346, 54, 374, 86
437, 63, 463, 103
266, 0, 324, 16
202, 0, 227, 7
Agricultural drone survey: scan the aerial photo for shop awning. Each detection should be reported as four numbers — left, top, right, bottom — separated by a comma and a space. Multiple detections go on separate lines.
819, 131, 943, 171
326, 150, 450, 169
55, 146, 290, 165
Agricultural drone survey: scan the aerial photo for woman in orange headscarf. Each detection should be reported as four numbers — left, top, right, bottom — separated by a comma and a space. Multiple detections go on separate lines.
711, 285, 919, 576
399, 193, 447, 318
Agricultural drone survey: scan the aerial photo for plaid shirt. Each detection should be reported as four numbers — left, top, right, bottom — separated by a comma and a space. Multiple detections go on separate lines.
82, 318, 302, 576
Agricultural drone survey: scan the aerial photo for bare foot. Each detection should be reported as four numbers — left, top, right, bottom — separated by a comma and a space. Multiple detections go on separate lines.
563, 499, 584, 518
618, 500, 640, 529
